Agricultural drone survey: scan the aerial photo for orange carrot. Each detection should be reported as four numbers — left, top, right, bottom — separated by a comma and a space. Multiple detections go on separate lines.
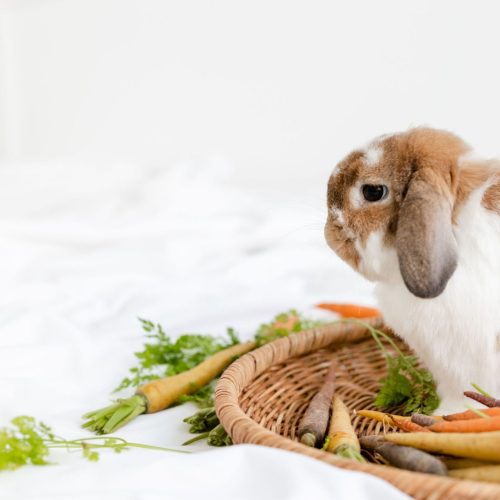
429, 416, 500, 433
443, 408, 500, 421
391, 415, 431, 433
316, 303, 381, 318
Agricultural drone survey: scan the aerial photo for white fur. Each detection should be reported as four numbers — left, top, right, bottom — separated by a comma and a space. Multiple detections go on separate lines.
349, 184, 364, 209
354, 231, 398, 282
372, 185, 500, 413
330, 206, 345, 225
364, 146, 382, 167
330, 206, 357, 240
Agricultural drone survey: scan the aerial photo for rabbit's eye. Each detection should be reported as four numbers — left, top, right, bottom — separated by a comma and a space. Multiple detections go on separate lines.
362, 184, 388, 202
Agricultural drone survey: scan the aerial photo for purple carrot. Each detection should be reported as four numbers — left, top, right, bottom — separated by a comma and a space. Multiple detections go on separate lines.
360, 435, 447, 476
298, 360, 337, 447
464, 391, 500, 408
411, 413, 438, 427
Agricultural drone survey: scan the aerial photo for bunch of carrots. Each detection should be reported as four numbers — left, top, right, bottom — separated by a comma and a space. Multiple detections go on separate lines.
299, 357, 500, 484
355, 388, 500, 483
296, 357, 444, 474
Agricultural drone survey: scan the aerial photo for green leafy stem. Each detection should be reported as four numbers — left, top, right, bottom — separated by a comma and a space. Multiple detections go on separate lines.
1, 416, 188, 472
340, 319, 439, 415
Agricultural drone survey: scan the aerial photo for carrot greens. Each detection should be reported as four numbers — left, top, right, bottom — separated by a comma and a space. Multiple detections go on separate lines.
83, 321, 240, 434
374, 353, 437, 414
0, 416, 187, 471
348, 321, 439, 415
115, 319, 239, 395
254, 310, 323, 346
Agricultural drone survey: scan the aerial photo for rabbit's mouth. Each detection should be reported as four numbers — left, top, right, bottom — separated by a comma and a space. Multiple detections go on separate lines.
325, 212, 399, 284
324, 216, 361, 272
328, 207, 357, 240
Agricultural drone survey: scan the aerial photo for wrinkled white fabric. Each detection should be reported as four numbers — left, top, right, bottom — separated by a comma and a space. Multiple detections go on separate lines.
0, 160, 407, 500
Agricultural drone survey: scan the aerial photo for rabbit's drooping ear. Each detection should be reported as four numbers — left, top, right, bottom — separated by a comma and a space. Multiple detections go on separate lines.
396, 168, 458, 298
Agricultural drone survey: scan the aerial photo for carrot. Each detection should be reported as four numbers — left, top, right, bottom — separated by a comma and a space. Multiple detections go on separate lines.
138, 340, 256, 411
298, 361, 337, 447
443, 407, 500, 421
464, 391, 500, 408
411, 413, 440, 427
360, 435, 447, 475
325, 396, 364, 462
449, 465, 500, 483
83, 341, 256, 434
315, 303, 381, 319
385, 431, 500, 461
357, 409, 409, 426
442, 457, 496, 470
391, 415, 431, 433
429, 416, 500, 433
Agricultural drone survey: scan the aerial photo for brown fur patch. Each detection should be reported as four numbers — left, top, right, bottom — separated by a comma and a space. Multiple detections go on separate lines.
323, 218, 360, 269
455, 160, 500, 220
484, 175, 500, 214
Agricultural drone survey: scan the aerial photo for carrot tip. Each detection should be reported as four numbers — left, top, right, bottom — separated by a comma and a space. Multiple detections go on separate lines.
300, 432, 317, 448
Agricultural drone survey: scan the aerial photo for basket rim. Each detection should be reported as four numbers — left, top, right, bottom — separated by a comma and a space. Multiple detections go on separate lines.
215, 319, 500, 500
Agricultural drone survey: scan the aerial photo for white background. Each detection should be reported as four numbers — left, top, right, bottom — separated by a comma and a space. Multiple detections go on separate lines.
1, 1, 499, 499
2, 1, 500, 182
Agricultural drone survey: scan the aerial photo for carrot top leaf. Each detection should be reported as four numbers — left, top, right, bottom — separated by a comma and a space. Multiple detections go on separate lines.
374, 355, 414, 408
254, 310, 325, 346
343, 321, 440, 416
114, 320, 240, 397
1, 416, 188, 471
0, 416, 51, 470
372, 335, 439, 415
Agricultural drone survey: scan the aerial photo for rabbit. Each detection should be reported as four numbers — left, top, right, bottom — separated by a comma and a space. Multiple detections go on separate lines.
324, 127, 500, 413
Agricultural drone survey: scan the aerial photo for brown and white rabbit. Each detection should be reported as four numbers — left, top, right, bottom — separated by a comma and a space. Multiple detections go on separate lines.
324, 127, 500, 413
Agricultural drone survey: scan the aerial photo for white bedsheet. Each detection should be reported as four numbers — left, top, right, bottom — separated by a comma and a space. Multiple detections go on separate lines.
0, 160, 408, 499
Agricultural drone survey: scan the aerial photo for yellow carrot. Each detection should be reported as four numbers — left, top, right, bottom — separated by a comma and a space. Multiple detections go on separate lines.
385, 431, 500, 461
356, 409, 409, 425
84, 341, 256, 434
449, 465, 500, 483
138, 341, 256, 412
442, 457, 496, 470
326, 396, 364, 462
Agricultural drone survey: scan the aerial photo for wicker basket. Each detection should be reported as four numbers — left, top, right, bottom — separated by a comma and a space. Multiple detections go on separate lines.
215, 320, 500, 499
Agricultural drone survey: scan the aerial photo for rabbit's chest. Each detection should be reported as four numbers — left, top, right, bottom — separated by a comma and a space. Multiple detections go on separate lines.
375, 201, 500, 352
